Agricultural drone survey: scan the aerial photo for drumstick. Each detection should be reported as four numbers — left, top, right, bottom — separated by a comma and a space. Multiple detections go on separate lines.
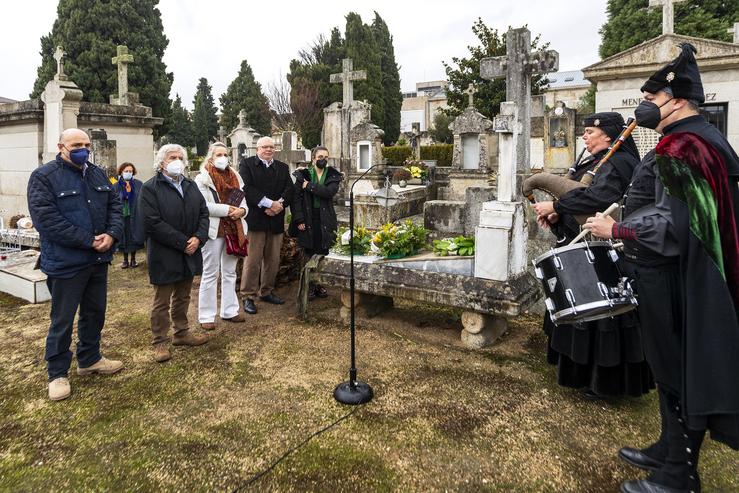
568, 203, 620, 245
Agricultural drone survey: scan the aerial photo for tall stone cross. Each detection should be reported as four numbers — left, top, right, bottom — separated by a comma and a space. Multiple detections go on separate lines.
463, 83, 477, 108
329, 58, 367, 106
53, 46, 67, 81
729, 22, 739, 44
649, 0, 686, 35
218, 125, 226, 143
111, 45, 134, 105
480, 27, 558, 201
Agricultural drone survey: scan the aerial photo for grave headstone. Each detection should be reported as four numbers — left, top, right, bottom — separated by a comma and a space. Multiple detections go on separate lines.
41, 45, 84, 162
110, 45, 139, 106
228, 109, 261, 163
88, 128, 117, 177
322, 58, 376, 195
649, 0, 686, 36
476, 27, 558, 281
543, 101, 576, 173
729, 22, 739, 44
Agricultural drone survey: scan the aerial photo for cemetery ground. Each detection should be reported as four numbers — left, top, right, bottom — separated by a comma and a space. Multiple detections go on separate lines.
0, 256, 737, 492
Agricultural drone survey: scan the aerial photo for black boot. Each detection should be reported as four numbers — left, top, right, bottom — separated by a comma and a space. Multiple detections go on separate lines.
646, 392, 704, 492
620, 388, 669, 471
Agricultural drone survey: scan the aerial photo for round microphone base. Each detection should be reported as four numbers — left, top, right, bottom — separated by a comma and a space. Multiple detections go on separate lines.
333, 380, 374, 405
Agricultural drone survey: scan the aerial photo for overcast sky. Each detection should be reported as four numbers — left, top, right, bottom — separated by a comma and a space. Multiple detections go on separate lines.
1, 0, 608, 107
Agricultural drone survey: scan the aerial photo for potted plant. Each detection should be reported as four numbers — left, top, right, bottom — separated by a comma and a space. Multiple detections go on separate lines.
403, 159, 429, 185
393, 167, 412, 188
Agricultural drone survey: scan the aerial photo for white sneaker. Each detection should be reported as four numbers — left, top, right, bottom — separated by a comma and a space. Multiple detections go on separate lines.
48, 377, 71, 401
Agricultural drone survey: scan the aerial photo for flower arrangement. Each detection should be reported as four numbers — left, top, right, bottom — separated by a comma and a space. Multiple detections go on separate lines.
372, 220, 427, 259
392, 168, 412, 182
403, 158, 429, 180
432, 236, 475, 257
332, 226, 373, 255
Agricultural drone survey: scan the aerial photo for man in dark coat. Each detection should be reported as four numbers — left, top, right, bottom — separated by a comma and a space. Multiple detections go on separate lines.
238, 136, 293, 314
533, 113, 651, 400
27, 128, 124, 401
139, 144, 210, 363
291, 146, 343, 299
586, 43, 739, 493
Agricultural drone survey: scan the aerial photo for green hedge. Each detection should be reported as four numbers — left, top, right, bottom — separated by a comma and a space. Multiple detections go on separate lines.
383, 144, 454, 167
382, 146, 413, 165
420, 144, 453, 166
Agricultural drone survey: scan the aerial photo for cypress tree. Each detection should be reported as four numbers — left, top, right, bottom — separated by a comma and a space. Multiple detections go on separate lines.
164, 94, 194, 148
31, 0, 173, 137
219, 60, 272, 136
191, 78, 218, 156
372, 12, 402, 145
344, 12, 385, 132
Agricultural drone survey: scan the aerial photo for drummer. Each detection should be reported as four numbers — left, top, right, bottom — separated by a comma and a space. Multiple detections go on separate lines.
584, 43, 739, 493
533, 112, 651, 401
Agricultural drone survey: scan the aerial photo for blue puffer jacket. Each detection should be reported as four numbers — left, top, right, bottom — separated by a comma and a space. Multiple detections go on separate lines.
27, 155, 123, 278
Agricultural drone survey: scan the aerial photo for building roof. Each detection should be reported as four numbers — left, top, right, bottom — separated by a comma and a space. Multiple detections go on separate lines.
583, 33, 739, 83
0, 96, 18, 104
543, 70, 589, 89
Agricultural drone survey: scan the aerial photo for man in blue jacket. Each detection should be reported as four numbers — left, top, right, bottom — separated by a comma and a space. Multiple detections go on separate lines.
27, 128, 125, 401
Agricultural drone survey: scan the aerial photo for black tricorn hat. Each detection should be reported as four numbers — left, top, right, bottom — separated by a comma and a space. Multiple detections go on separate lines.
640, 43, 704, 103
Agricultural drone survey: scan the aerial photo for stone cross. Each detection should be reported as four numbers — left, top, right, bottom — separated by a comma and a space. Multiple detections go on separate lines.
464, 83, 477, 108
649, 0, 686, 35
480, 27, 559, 199
329, 58, 367, 106
238, 109, 247, 127
218, 126, 226, 143
53, 46, 67, 81
111, 45, 134, 105
729, 22, 739, 44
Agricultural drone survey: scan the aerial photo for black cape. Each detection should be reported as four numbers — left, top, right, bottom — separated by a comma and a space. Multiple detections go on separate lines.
662, 115, 739, 449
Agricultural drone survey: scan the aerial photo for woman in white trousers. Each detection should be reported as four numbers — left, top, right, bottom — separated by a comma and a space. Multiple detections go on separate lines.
195, 142, 248, 329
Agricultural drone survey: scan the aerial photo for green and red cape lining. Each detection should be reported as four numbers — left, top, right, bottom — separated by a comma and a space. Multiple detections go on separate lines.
656, 132, 739, 307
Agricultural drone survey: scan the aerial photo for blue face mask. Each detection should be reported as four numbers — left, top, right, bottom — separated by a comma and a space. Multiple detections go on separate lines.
66, 147, 90, 166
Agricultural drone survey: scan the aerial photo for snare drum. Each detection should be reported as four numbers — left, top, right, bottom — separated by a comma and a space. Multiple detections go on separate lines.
533, 241, 637, 324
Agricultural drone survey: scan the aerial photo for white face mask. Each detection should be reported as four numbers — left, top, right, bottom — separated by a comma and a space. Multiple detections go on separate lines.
213, 156, 229, 170
122, 171, 133, 181
166, 159, 184, 177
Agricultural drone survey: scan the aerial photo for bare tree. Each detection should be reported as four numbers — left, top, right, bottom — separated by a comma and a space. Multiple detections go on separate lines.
266, 72, 295, 131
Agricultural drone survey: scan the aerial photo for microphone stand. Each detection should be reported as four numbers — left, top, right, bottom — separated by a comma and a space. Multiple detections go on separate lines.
333, 164, 385, 405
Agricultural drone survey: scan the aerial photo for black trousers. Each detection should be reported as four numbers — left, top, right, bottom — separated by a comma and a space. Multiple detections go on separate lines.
304, 213, 328, 256
622, 261, 682, 393
45, 264, 108, 380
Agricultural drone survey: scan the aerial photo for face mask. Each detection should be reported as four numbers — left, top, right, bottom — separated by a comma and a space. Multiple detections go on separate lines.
166, 159, 184, 177
122, 171, 133, 181
634, 98, 674, 130
315, 158, 327, 169
213, 156, 229, 170
66, 147, 89, 166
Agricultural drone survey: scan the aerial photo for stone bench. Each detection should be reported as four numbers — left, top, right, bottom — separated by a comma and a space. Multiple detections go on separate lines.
302, 254, 540, 349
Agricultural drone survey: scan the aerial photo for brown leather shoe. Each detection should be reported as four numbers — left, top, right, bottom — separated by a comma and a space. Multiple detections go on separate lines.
153, 343, 171, 363
201, 322, 216, 330
222, 314, 245, 323
77, 356, 124, 376
172, 332, 208, 346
